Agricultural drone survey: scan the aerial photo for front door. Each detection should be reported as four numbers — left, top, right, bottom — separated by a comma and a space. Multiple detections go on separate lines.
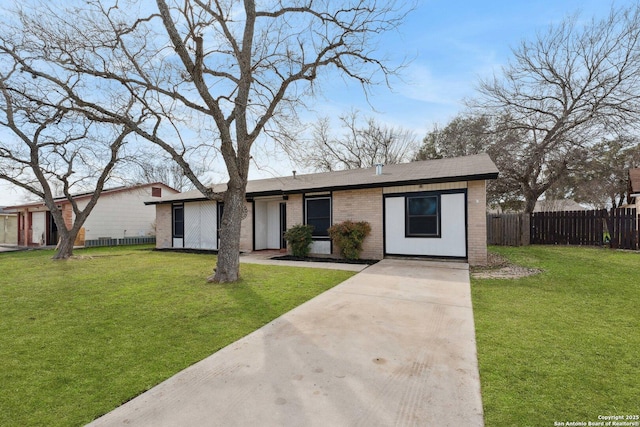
280, 202, 287, 249
46, 211, 58, 246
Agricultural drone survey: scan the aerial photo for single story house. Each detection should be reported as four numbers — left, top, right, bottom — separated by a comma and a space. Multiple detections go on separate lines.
0, 207, 18, 245
6, 183, 178, 247
147, 154, 499, 265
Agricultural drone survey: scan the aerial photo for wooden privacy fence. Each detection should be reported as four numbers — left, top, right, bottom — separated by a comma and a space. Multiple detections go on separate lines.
530, 208, 638, 250
530, 210, 607, 246
486, 213, 530, 246
488, 208, 638, 249
608, 208, 638, 250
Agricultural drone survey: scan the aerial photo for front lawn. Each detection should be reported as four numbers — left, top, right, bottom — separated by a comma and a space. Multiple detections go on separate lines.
472, 246, 640, 426
0, 246, 355, 426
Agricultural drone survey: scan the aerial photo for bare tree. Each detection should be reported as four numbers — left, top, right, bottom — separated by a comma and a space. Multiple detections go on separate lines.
471, 4, 640, 213
4, 0, 410, 281
546, 136, 640, 208
296, 110, 417, 172
129, 156, 209, 192
0, 57, 134, 259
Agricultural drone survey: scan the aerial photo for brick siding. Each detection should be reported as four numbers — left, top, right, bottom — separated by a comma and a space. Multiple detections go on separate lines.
153, 179, 490, 265
332, 188, 384, 259
285, 194, 304, 230
466, 180, 488, 266
155, 204, 172, 249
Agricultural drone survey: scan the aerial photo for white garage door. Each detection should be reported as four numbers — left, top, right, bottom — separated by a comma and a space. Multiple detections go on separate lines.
384, 191, 467, 258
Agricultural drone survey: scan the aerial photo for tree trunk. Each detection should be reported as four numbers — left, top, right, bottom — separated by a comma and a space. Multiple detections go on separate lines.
52, 229, 78, 260
522, 186, 543, 214
208, 179, 247, 283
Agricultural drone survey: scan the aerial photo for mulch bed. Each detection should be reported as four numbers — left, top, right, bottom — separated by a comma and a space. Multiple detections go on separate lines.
471, 252, 542, 279
271, 255, 379, 265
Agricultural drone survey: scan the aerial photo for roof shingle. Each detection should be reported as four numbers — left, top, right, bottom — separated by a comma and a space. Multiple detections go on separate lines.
151, 153, 499, 204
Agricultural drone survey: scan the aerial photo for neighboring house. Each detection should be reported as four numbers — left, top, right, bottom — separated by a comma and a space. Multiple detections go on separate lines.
6, 183, 178, 247
629, 168, 640, 209
147, 154, 499, 265
629, 168, 640, 232
0, 207, 18, 245
533, 199, 586, 212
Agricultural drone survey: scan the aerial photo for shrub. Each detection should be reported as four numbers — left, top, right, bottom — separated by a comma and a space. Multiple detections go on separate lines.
284, 224, 314, 257
328, 220, 371, 260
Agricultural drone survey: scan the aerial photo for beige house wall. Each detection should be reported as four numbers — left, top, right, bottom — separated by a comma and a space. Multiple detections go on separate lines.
155, 204, 173, 249
332, 188, 384, 260
286, 194, 304, 230
1, 214, 18, 245
467, 180, 488, 266
153, 180, 491, 266
276, 181, 490, 264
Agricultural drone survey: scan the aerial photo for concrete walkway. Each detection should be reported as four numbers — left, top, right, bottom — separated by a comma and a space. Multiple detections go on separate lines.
88, 259, 484, 427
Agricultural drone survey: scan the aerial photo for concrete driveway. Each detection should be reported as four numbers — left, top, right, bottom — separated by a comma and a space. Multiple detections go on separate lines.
88, 259, 484, 427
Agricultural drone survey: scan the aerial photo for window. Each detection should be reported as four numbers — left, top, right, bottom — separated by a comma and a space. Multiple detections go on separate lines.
406, 195, 439, 237
151, 187, 162, 197
305, 197, 331, 237
173, 204, 184, 238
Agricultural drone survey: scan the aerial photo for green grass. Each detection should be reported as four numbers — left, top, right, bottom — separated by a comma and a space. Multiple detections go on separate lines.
472, 246, 640, 426
0, 246, 355, 426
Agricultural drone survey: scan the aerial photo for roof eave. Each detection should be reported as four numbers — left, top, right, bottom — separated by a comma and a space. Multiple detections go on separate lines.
144, 196, 211, 205
147, 172, 499, 204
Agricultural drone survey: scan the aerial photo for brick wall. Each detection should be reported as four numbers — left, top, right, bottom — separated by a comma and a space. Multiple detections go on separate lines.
155, 204, 172, 249
467, 180, 488, 266
62, 204, 73, 230
285, 194, 304, 230
332, 188, 384, 259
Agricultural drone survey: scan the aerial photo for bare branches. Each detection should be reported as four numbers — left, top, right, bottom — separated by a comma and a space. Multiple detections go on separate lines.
0, 0, 410, 279
295, 110, 417, 172
468, 3, 640, 212
0, 30, 138, 258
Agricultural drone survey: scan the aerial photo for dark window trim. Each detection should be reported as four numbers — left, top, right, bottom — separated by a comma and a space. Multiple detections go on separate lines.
217, 202, 224, 243
405, 194, 441, 238
280, 202, 287, 249
303, 194, 332, 239
172, 203, 184, 239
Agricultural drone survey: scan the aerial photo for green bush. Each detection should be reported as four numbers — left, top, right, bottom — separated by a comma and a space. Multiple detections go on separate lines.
284, 224, 314, 257
328, 220, 371, 260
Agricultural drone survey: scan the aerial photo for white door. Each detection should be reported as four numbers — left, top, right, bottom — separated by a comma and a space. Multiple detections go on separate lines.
184, 201, 217, 249
255, 200, 284, 250
31, 212, 46, 245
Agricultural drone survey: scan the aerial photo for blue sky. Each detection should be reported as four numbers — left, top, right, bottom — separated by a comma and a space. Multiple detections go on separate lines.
0, 0, 617, 205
